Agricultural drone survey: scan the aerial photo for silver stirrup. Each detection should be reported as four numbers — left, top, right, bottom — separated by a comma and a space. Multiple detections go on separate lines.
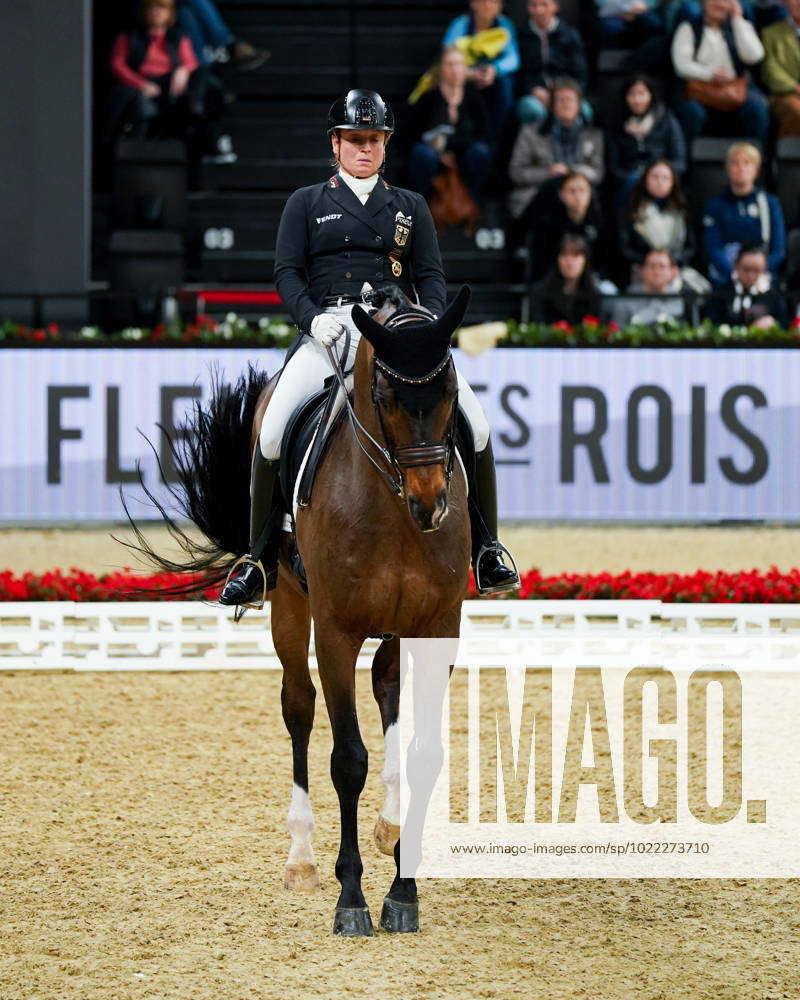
221, 555, 269, 617
475, 542, 520, 597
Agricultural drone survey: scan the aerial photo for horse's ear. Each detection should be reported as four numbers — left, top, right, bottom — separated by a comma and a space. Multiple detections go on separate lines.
431, 285, 471, 342
350, 304, 389, 352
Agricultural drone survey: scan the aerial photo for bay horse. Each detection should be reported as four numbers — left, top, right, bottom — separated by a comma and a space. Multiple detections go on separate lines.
125, 285, 472, 936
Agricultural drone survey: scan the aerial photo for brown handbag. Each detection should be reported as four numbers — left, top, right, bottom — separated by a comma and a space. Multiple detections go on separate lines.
430, 164, 480, 233
685, 76, 747, 113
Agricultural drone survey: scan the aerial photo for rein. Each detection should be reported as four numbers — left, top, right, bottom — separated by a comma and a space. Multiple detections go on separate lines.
325, 343, 406, 496
324, 312, 457, 498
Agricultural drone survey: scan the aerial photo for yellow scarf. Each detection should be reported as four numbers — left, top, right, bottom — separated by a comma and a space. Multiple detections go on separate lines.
409, 27, 510, 105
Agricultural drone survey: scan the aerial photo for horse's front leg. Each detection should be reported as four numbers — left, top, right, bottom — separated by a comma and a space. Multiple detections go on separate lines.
380, 608, 463, 934
371, 635, 401, 857
315, 625, 373, 937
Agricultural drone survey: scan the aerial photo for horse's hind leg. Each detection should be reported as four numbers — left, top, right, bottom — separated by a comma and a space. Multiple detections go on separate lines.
272, 576, 319, 892
371, 636, 401, 857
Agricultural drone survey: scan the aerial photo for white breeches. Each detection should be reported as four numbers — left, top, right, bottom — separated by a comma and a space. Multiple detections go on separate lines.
258, 303, 490, 459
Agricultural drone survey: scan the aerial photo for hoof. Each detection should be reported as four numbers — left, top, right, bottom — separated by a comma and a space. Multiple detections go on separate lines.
333, 906, 374, 937
284, 863, 320, 892
380, 896, 419, 934
374, 816, 400, 856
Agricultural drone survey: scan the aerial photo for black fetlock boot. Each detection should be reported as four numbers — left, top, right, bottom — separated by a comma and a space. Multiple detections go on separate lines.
470, 440, 520, 596
219, 449, 281, 607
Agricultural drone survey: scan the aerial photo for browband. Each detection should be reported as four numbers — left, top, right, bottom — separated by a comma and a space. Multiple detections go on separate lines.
373, 351, 452, 385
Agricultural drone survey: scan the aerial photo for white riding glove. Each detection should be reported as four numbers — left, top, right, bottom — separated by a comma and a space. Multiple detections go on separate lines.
310, 313, 346, 347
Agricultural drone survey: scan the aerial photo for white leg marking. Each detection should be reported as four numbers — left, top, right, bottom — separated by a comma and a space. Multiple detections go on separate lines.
380, 722, 401, 826
286, 783, 316, 866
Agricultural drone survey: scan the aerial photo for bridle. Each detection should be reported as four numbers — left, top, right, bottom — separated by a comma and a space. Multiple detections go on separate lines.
324, 305, 457, 499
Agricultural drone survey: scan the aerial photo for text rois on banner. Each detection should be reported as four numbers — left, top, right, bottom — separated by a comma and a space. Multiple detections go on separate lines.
0, 347, 793, 521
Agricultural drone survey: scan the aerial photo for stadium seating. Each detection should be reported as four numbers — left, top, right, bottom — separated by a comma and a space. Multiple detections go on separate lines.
89, 0, 797, 328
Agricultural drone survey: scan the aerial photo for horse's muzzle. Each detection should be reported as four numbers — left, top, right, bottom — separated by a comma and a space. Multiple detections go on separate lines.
407, 490, 448, 533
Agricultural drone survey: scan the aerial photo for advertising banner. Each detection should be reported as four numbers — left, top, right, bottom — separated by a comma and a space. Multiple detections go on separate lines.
0, 347, 794, 522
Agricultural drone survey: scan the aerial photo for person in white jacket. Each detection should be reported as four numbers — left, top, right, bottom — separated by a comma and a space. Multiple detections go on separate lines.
670, 0, 768, 146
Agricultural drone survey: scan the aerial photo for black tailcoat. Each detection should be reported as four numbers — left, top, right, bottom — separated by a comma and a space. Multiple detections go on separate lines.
273, 174, 447, 331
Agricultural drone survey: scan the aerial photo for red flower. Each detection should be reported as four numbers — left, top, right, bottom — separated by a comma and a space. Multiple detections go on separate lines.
152, 323, 165, 340
551, 320, 574, 334
182, 324, 201, 342
2, 566, 800, 603
33, 329, 46, 341
47, 322, 60, 335
607, 321, 620, 333
791, 316, 800, 329
582, 315, 600, 328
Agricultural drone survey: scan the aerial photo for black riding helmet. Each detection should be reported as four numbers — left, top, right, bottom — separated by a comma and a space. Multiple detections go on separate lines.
327, 89, 395, 135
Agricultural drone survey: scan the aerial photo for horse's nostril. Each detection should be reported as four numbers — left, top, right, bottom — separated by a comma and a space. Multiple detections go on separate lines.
431, 494, 448, 528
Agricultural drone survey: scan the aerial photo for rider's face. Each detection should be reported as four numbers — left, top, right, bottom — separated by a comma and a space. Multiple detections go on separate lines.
332, 130, 387, 178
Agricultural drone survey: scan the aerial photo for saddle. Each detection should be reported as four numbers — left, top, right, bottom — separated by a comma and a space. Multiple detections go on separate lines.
279, 375, 346, 527
274, 375, 347, 591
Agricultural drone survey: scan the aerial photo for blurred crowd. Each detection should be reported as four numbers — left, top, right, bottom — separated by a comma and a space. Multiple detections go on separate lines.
403, 0, 800, 326
103, 0, 268, 165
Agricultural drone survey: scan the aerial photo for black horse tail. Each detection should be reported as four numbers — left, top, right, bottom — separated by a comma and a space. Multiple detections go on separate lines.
118, 364, 272, 596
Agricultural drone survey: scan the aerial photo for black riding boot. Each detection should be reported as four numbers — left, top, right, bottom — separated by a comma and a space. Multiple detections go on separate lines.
470, 440, 520, 596
219, 449, 281, 607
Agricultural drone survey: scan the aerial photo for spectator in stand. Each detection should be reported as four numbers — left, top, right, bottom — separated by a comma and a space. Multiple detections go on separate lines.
406, 47, 492, 201
609, 249, 690, 325
109, 0, 213, 149
702, 141, 786, 284
761, 0, 800, 137
508, 77, 604, 220
606, 77, 687, 206
176, 0, 268, 70
525, 171, 606, 280
703, 244, 790, 325
671, 0, 768, 146
515, 0, 589, 124
442, 0, 521, 137
530, 235, 602, 324
664, 0, 756, 32
620, 159, 696, 272
594, 0, 664, 46
665, 1, 785, 33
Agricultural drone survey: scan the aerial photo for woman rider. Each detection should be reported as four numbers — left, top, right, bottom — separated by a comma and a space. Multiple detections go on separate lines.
220, 88, 519, 606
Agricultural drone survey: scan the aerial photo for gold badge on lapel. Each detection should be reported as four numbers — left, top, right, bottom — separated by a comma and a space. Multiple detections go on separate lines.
391, 255, 403, 277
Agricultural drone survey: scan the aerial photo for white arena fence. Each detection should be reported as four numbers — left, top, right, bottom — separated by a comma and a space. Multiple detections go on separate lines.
3, 600, 800, 672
